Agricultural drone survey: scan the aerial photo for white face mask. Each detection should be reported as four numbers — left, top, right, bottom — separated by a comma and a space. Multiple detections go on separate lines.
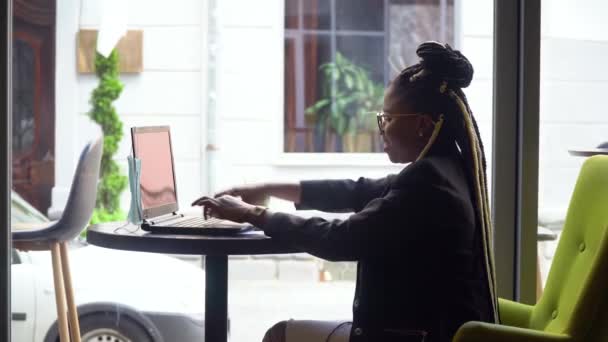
127, 155, 143, 225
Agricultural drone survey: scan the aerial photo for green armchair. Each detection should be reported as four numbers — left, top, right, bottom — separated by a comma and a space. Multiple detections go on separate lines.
454, 155, 608, 342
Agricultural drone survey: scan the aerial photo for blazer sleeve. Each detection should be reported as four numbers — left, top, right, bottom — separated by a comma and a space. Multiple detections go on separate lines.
296, 176, 395, 213
264, 163, 458, 261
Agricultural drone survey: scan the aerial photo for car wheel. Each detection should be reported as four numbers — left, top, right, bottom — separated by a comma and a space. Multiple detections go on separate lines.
79, 313, 154, 342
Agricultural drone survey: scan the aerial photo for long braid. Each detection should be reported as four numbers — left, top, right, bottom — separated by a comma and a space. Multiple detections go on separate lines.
458, 90, 492, 223
444, 94, 498, 323
463, 91, 495, 277
447, 90, 499, 323
394, 41, 500, 323
457, 89, 495, 293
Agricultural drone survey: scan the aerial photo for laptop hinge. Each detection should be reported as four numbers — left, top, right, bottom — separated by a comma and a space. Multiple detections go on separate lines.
145, 212, 184, 225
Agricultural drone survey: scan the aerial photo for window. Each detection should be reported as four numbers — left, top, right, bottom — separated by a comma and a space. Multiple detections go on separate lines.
537, 1, 608, 292
284, 0, 455, 153
6, 0, 500, 340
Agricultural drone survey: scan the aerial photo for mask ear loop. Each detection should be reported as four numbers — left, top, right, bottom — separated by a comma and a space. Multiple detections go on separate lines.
415, 114, 445, 162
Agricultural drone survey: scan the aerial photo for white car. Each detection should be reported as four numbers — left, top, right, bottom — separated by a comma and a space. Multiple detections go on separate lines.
11, 192, 207, 342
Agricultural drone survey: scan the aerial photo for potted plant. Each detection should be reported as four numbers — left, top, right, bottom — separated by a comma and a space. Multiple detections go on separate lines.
87, 50, 128, 224
305, 52, 384, 152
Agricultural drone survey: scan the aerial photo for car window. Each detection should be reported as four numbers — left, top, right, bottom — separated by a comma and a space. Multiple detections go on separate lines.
11, 249, 20, 265
11, 190, 48, 224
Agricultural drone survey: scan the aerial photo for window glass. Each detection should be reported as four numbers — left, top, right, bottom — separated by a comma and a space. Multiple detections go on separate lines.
10, 0, 496, 341
285, 0, 300, 29
284, 0, 456, 153
12, 39, 36, 154
335, 0, 385, 31
12, 1, 209, 341
303, 0, 332, 30
388, 0, 454, 78
337, 36, 385, 83
537, 0, 608, 294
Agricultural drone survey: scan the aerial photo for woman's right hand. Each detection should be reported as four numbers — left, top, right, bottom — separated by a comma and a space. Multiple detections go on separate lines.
214, 184, 270, 206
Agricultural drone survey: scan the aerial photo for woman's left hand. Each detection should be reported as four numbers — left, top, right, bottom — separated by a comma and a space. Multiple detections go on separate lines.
191, 194, 256, 223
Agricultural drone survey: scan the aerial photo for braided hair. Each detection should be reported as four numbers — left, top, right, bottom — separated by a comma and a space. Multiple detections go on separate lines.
392, 41, 499, 323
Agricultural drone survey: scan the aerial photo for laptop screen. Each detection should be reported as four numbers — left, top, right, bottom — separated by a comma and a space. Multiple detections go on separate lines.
132, 128, 178, 214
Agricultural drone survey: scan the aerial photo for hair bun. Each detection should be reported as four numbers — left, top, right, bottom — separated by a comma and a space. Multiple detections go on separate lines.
416, 41, 474, 88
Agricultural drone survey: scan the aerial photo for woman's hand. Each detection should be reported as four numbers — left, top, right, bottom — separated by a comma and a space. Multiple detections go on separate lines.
214, 184, 270, 206
191, 195, 256, 223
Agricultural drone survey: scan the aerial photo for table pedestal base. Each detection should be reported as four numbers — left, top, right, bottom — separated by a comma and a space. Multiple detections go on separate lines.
205, 255, 228, 342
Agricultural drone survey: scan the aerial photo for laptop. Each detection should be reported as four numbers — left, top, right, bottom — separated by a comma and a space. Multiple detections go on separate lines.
131, 126, 253, 235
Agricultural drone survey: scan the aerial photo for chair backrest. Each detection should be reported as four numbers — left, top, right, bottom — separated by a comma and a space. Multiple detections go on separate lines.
52, 137, 103, 241
596, 142, 608, 149
529, 156, 608, 339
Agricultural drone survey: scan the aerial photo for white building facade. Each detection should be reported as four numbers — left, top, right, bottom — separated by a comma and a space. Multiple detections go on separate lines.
51, 0, 607, 225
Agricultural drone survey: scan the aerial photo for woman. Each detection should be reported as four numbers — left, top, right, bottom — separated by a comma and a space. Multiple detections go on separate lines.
192, 41, 498, 342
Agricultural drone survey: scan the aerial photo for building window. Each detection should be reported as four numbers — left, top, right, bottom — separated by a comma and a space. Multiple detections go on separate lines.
284, 0, 455, 153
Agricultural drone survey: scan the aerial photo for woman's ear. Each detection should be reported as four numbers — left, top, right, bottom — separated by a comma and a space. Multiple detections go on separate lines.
416, 114, 435, 137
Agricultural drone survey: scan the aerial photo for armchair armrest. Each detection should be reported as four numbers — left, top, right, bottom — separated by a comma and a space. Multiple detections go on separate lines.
498, 298, 533, 328
453, 321, 571, 342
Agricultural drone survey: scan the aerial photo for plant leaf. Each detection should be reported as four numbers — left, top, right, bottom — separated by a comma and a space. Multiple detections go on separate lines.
345, 74, 354, 89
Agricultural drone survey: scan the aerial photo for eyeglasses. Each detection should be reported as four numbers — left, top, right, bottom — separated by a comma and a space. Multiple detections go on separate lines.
375, 111, 423, 134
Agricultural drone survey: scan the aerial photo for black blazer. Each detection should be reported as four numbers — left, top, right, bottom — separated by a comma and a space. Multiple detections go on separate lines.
263, 153, 495, 342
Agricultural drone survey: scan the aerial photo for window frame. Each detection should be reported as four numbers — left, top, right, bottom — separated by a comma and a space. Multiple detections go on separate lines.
279, 0, 457, 160
2, 0, 12, 339
0, 0, 542, 333
492, 0, 540, 303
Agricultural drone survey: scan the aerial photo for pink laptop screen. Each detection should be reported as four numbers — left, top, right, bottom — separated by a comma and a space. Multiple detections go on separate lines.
133, 130, 178, 210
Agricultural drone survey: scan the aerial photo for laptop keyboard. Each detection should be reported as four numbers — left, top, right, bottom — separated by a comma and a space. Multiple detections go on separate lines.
168, 217, 226, 228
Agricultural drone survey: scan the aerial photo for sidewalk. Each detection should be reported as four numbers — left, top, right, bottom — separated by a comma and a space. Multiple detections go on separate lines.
172, 253, 357, 341
229, 280, 355, 342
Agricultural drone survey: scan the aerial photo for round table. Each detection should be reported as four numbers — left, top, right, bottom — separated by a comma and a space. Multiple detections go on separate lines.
87, 222, 300, 342
568, 148, 608, 157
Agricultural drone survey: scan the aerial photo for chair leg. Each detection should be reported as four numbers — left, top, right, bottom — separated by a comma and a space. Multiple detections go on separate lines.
50, 242, 70, 342
60, 242, 81, 342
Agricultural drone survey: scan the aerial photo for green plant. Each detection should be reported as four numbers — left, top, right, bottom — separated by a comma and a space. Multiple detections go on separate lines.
305, 52, 384, 136
87, 50, 127, 225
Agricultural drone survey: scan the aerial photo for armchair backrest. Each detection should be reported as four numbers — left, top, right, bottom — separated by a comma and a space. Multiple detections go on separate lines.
53, 137, 103, 241
530, 156, 608, 339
